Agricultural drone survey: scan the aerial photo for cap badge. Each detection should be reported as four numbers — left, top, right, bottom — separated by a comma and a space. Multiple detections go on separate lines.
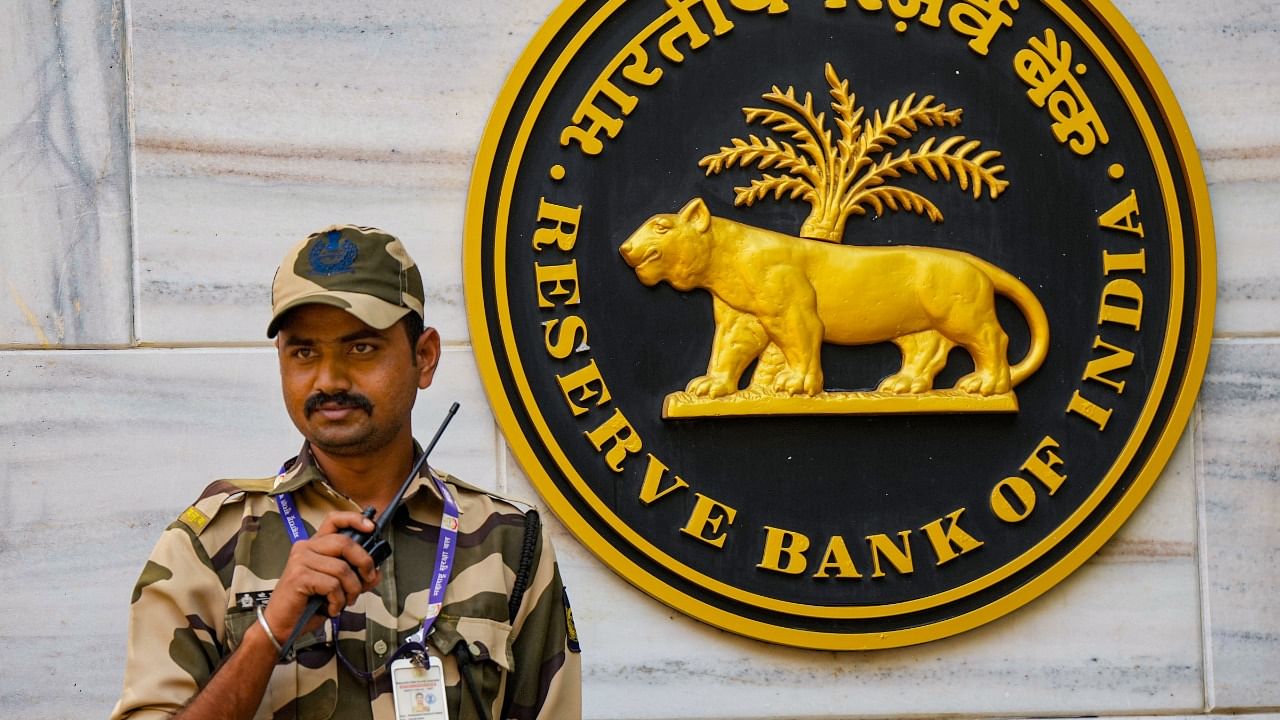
308, 230, 359, 276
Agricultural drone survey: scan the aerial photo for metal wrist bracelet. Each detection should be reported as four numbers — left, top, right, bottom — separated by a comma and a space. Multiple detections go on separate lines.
255, 605, 284, 653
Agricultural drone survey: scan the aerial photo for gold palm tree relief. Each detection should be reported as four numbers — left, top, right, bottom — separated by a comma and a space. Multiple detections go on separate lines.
698, 63, 1010, 243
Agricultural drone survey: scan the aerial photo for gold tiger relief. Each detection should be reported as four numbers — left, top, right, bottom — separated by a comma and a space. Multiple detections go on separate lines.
620, 198, 1049, 417
617, 65, 1050, 418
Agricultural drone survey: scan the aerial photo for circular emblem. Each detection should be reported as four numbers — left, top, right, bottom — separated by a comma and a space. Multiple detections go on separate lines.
308, 231, 360, 276
466, 0, 1214, 648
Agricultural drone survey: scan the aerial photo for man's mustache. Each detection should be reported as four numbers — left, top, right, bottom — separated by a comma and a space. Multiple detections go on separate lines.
304, 391, 373, 417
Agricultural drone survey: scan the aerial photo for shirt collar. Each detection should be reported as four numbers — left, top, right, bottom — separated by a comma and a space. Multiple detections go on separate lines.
269, 440, 442, 504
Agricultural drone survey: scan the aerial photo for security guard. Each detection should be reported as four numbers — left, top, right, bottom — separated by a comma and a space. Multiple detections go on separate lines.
111, 226, 581, 720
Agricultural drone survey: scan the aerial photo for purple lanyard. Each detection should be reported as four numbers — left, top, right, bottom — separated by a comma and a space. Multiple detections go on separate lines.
273, 468, 460, 673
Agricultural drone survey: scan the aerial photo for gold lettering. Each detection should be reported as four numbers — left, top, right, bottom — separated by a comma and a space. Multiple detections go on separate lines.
1103, 249, 1146, 275
920, 508, 984, 566
1098, 189, 1145, 238
757, 525, 810, 574
812, 535, 863, 579
616, 43, 663, 87
638, 454, 690, 505
1066, 389, 1113, 431
585, 408, 643, 472
1014, 28, 1072, 106
556, 360, 612, 417
560, 77, 639, 156
1022, 435, 1066, 495
1098, 278, 1143, 330
991, 476, 1036, 522
947, 0, 1017, 55
657, 0, 735, 64
1014, 29, 1108, 155
1082, 335, 1135, 394
1046, 89, 1108, 155
532, 198, 583, 252
534, 260, 581, 308
729, 0, 790, 13
682, 493, 738, 549
890, 0, 944, 26
543, 316, 589, 360
867, 531, 914, 578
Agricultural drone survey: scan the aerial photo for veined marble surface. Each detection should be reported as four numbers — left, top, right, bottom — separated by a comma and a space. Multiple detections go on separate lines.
129, 2, 562, 344
0, 0, 133, 347
1200, 340, 1280, 709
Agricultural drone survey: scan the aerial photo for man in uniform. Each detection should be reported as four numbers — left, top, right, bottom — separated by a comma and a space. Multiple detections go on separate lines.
111, 226, 582, 720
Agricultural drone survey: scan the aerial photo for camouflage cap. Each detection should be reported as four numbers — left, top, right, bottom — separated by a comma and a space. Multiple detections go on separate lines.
267, 225, 426, 338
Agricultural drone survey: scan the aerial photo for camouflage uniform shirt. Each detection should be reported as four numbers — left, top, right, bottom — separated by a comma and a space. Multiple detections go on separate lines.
111, 444, 582, 720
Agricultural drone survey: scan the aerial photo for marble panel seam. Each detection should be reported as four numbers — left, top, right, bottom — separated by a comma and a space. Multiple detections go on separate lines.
1207, 337, 1280, 347
0, 340, 479, 353
122, 0, 141, 348
134, 137, 474, 189
1193, 402, 1214, 712
1203, 159, 1280, 185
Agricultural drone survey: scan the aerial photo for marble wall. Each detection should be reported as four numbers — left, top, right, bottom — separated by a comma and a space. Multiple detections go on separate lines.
1, 0, 1276, 718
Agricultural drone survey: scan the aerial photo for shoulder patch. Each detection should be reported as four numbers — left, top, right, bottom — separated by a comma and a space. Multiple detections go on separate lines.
563, 587, 581, 654
178, 506, 210, 533
178, 477, 273, 536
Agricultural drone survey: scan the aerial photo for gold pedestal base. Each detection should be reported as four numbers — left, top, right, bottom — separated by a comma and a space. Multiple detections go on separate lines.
662, 389, 1019, 418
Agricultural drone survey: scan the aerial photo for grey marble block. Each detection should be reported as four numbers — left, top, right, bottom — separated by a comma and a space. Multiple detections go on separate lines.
0, 0, 133, 347
504, 430, 1203, 719
1200, 339, 1280, 710
1211, 179, 1280, 337
129, 1, 562, 344
1117, 1, 1280, 163
0, 346, 493, 717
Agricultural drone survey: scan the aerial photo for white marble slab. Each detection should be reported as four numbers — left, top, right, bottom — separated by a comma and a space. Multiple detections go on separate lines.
1199, 339, 1280, 710
504, 429, 1203, 719
1013, 716, 1280, 720
0, 346, 493, 717
1209, 179, 1280, 337
128, 1, 563, 344
0, 0, 133, 347
1117, 1, 1280, 169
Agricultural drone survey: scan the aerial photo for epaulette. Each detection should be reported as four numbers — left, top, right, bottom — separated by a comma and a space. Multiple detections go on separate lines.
176, 477, 274, 536
437, 471, 538, 514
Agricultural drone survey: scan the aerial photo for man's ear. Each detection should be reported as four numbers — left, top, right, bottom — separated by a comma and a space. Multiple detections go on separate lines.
415, 326, 441, 389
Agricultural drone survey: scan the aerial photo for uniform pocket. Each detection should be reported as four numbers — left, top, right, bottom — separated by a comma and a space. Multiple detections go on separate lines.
430, 616, 513, 720
224, 608, 338, 720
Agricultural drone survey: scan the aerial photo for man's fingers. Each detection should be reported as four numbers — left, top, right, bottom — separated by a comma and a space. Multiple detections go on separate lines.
267, 510, 384, 629
339, 541, 379, 586
305, 554, 365, 605
317, 511, 377, 537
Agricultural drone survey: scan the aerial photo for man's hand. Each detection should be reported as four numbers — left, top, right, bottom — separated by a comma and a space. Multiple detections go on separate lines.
260, 511, 383, 644
174, 511, 382, 720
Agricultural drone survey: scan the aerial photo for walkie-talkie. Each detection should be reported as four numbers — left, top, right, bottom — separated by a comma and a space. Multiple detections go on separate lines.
277, 402, 460, 660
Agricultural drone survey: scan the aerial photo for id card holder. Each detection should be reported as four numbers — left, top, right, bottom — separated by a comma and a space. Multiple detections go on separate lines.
390, 655, 449, 720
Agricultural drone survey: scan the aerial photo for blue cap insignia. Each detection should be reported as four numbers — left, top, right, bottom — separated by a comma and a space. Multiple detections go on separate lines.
308, 230, 359, 276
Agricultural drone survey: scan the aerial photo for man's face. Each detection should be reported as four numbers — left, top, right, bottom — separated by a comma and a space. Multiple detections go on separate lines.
275, 304, 440, 457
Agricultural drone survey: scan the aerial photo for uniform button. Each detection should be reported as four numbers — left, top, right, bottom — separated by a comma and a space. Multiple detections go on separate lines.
374, 640, 388, 655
